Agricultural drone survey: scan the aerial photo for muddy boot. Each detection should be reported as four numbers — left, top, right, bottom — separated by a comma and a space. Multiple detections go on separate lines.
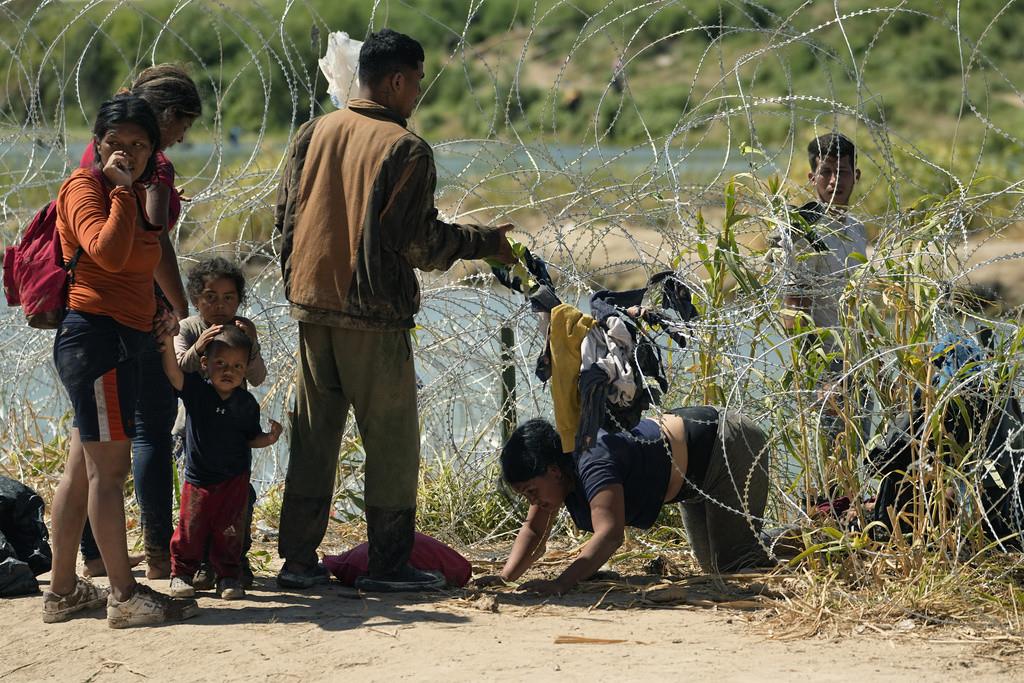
144, 545, 171, 580
354, 507, 444, 593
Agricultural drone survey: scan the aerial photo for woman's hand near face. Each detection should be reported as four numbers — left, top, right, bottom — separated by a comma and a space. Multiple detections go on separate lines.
103, 150, 134, 188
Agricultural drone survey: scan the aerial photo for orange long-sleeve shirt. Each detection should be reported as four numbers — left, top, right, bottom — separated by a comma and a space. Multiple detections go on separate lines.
57, 168, 162, 331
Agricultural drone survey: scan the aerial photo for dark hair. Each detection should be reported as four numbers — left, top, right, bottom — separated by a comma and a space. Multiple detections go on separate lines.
186, 257, 246, 305
204, 324, 252, 359
500, 418, 567, 484
131, 64, 202, 129
358, 28, 425, 87
92, 94, 160, 183
808, 132, 856, 172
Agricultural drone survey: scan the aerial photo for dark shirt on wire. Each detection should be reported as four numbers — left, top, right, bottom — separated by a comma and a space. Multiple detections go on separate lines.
179, 372, 262, 486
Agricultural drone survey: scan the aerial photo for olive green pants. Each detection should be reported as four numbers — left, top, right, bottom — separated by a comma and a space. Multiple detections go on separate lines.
278, 323, 420, 567
675, 410, 771, 573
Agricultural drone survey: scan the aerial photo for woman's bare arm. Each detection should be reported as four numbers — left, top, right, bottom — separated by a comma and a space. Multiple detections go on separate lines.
497, 503, 556, 582
550, 485, 625, 593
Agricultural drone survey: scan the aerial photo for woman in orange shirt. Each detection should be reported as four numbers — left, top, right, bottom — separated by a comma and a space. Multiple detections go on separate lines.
43, 94, 197, 628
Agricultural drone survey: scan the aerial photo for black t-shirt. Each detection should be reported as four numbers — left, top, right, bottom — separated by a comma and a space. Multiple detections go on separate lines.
673, 406, 719, 493
179, 373, 262, 486
563, 407, 721, 531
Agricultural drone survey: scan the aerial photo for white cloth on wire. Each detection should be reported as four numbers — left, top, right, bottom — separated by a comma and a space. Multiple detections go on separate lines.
580, 316, 636, 406
319, 31, 363, 108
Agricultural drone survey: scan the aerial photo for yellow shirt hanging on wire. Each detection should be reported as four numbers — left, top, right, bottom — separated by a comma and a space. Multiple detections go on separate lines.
549, 303, 598, 453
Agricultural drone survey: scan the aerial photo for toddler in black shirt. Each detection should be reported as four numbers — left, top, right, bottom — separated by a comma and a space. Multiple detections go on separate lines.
159, 325, 281, 600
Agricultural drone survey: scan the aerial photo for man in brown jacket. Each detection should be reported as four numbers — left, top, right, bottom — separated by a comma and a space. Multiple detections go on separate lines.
275, 29, 514, 590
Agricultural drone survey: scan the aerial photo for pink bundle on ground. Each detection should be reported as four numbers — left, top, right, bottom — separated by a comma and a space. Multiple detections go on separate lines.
322, 532, 472, 587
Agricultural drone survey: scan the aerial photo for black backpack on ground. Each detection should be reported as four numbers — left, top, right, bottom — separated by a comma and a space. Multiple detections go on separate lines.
0, 476, 52, 597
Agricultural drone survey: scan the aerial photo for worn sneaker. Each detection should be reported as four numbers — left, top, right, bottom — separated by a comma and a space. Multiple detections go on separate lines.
169, 575, 195, 598
107, 584, 199, 629
192, 564, 215, 591
42, 577, 109, 623
276, 562, 330, 589
217, 577, 245, 600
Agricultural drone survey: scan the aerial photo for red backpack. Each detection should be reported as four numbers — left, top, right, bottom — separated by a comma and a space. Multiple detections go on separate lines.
2, 170, 113, 329
2, 201, 83, 329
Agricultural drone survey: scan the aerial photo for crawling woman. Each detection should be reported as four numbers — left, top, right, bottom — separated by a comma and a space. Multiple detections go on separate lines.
479, 409, 773, 595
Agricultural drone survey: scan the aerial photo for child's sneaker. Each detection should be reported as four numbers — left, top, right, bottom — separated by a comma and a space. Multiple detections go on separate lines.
42, 577, 108, 623
217, 577, 245, 600
192, 564, 215, 591
169, 575, 195, 598
106, 583, 198, 629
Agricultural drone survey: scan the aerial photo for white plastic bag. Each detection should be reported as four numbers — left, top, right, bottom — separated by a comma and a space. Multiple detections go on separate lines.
318, 31, 363, 109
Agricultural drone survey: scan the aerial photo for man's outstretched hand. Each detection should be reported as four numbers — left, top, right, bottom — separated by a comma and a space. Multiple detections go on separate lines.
493, 224, 516, 265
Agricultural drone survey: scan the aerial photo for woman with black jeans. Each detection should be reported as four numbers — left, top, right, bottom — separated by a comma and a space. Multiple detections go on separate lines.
79, 65, 202, 579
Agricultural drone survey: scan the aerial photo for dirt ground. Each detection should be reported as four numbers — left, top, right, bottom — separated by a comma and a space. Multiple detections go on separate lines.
3, 559, 1022, 683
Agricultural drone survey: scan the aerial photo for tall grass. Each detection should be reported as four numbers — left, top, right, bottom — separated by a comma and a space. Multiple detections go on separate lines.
671, 170, 1024, 634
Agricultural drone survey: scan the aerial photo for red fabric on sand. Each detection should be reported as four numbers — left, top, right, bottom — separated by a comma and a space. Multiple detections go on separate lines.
323, 532, 471, 587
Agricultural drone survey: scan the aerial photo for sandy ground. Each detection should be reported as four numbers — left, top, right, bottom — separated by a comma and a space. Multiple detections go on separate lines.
2, 561, 1021, 683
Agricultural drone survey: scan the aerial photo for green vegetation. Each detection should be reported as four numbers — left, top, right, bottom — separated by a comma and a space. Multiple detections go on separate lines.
4, 1, 1020, 240
2, 1, 1023, 152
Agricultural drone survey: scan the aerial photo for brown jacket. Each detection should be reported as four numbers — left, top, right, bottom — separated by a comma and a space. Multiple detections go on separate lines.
277, 99, 502, 330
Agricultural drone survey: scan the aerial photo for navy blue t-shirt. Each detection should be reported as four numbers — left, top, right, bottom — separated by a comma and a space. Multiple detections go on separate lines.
563, 419, 672, 532
563, 407, 720, 532
178, 373, 262, 486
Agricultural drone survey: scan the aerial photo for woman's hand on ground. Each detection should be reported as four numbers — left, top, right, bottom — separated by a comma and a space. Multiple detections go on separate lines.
472, 575, 508, 589
516, 579, 564, 597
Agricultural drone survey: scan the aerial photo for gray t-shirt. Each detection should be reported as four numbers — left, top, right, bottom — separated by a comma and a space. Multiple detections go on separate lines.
769, 209, 868, 330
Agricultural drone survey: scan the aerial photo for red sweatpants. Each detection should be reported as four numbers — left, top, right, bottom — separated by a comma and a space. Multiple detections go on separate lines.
170, 473, 250, 580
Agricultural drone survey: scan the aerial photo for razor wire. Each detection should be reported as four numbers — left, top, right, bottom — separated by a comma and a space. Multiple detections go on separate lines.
1, 0, 1024, 555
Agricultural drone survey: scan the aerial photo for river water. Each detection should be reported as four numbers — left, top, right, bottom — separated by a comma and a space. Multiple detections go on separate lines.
0, 135, 779, 495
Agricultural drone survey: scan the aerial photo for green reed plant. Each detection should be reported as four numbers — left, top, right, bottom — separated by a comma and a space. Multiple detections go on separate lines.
684, 165, 1022, 571
664, 168, 1024, 635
